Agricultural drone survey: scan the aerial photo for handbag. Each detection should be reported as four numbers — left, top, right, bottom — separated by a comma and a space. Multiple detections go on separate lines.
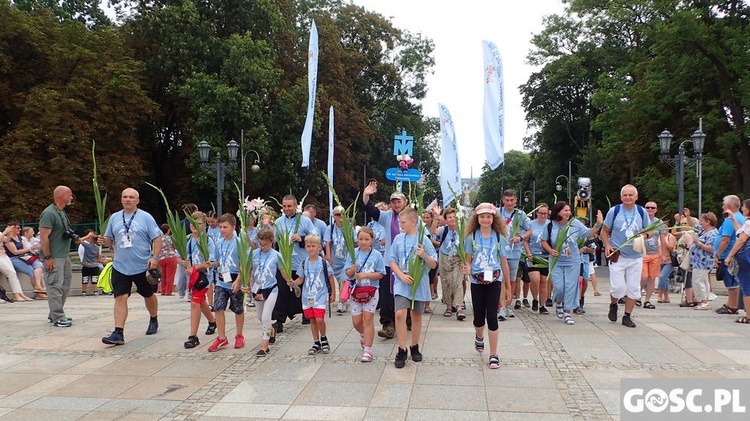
19, 254, 38, 264
352, 285, 377, 304
339, 280, 353, 302
607, 250, 620, 263
679, 253, 691, 271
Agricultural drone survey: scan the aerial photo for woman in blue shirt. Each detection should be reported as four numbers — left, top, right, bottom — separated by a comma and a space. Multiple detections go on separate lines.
463, 203, 510, 369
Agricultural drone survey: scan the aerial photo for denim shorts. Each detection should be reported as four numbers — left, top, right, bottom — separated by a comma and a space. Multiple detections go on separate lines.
719, 261, 740, 289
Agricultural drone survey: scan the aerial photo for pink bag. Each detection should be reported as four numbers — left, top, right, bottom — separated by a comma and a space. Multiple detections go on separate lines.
339, 280, 353, 302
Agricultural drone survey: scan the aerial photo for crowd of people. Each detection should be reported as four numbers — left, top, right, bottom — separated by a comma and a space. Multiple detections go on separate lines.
2, 183, 749, 369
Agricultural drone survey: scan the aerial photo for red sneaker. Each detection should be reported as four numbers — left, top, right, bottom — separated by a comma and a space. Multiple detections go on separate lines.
234, 334, 245, 349
208, 337, 229, 352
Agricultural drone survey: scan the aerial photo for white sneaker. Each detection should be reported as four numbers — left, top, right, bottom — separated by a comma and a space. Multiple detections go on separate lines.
505, 307, 515, 318
708, 292, 717, 301
497, 307, 507, 320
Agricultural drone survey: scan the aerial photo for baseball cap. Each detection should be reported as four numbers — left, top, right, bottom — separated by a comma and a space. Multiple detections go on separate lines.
390, 192, 407, 201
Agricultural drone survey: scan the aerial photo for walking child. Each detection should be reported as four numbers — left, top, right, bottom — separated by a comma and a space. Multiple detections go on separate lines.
388, 208, 438, 368
207, 213, 246, 352
79, 229, 102, 296
294, 234, 336, 355
326, 205, 357, 314
183, 212, 218, 349
344, 227, 386, 362
251, 228, 284, 356
463, 203, 511, 369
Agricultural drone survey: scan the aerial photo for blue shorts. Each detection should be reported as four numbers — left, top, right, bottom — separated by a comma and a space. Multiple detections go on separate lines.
507, 259, 520, 282
214, 285, 244, 314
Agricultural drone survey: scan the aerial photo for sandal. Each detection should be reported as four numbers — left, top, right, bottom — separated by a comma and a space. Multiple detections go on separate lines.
474, 336, 484, 353
361, 351, 373, 362
443, 309, 453, 317
424, 306, 433, 314
488, 354, 500, 369
717, 306, 739, 315
456, 309, 466, 321
308, 343, 321, 355
643, 301, 656, 309
563, 314, 575, 325
321, 338, 330, 354
680, 301, 699, 308
635, 300, 642, 307
735, 317, 750, 324
555, 304, 564, 319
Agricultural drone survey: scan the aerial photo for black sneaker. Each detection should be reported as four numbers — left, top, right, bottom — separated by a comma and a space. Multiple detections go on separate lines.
410, 344, 423, 362
184, 336, 200, 348
514, 300, 522, 310
532, 300, 539, 312
395, 347, 408, 368
522, 299, 530, 308
301, 317, 311, 325
608, 303, 618, 322
573, 307, 586, 314
205, 322, 217, 335
622, 316, 636, 328
538, 306, 549, 315
545, 299, 553, 307
272, 322, 284, 333
146, 320, 158, 335
102, 331, 125, 345
53, 317, 73, 327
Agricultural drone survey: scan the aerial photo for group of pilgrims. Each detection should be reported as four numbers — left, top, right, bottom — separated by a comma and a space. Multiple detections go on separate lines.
162, 178, 634, 370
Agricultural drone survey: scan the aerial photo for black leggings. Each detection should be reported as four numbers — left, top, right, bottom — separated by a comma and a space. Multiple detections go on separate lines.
471, 281, 501, 331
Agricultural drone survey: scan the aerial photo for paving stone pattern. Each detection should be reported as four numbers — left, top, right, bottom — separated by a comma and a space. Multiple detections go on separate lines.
0, 268, 749, 420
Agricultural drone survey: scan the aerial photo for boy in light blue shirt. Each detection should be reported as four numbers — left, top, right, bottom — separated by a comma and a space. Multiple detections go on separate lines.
295, 234, 336, 355
207, 214, 246, 352
388, 208, 438, 369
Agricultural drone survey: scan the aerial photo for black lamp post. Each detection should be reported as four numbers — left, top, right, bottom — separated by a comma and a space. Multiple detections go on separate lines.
658, 123, 706, 216
198, 139, 239, 215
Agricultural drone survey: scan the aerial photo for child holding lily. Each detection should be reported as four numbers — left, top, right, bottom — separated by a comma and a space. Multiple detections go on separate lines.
251, 228, 284, 356
183, 211, 218, 349
540, 201, 602, 326
463, 203, 511, 369
388, 207, 438, 369
325, 205, 357, 314
344, 227, 386, 362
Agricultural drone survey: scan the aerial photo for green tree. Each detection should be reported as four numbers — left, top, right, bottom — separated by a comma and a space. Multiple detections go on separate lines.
0, 2, 156, 222
476, 151, 535, 206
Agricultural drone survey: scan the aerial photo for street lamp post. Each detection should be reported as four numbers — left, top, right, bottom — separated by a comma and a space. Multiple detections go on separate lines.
658, 122, 706, 216
198, 140, 239, 215
523, 191, 535, 210
239, 130, 261, 201
555, 174, 570, 204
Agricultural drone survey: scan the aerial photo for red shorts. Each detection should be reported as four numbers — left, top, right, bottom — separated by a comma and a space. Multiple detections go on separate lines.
191, 288, 208, 304
302, 307, 326, 319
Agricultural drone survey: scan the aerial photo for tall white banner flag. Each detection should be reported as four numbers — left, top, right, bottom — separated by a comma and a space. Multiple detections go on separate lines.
300, 20, 319, 167
327, 106, 334, 223
482, 40, 504, 170
438, 103, 462, 208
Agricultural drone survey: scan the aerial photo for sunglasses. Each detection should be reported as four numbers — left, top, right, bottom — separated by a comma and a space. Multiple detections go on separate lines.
645, 206, 657, 210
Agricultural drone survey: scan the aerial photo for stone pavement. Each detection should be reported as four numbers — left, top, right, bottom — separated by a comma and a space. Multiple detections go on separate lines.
1, 267, 749, 420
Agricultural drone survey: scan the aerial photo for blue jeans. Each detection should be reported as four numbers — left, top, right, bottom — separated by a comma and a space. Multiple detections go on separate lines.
658, 264, 673, 291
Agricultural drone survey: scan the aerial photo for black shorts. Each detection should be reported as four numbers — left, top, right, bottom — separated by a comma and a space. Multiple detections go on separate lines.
81, 266, 101, 283
526, 266, 549, 276
111, 268, 154, 298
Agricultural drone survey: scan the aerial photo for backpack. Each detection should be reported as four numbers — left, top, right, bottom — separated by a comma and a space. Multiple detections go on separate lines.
438, 226, 450, 245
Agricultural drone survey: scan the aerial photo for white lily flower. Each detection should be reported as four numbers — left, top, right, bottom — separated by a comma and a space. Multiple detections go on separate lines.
397, 155, 403, 161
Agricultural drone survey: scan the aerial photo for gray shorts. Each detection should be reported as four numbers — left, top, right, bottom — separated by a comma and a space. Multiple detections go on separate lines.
507, 259, 520, 281
394, 294, 425, 314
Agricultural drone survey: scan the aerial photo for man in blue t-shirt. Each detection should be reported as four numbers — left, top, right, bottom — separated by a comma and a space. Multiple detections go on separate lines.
715, 195, 745, 314
99, 188, 163, 345
601, 185, 652, 328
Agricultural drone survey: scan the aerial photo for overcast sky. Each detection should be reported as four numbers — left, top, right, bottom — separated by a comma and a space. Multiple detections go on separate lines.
353, 0, 566, 178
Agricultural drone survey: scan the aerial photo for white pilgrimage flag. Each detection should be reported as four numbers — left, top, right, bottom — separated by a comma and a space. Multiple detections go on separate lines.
327, 106, 334, 223
482, 40, 504, 170
300, 20, 319, 167
438, 103, 462, 208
